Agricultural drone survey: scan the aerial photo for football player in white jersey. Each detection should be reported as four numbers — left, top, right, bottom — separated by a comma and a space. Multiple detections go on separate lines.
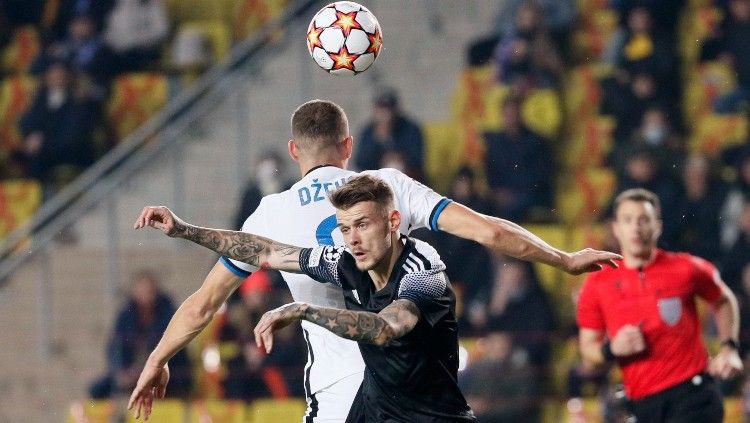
127, 100, 621, 421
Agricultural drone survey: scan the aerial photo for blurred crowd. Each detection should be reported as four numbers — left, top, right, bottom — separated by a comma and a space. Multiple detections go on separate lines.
84, 0, 750, 421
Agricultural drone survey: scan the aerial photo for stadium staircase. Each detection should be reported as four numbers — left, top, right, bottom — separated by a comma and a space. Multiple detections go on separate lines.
0, 1, 502, 421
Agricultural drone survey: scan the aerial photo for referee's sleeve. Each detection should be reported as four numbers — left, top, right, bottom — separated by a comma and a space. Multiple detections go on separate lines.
576, 277, 605, 331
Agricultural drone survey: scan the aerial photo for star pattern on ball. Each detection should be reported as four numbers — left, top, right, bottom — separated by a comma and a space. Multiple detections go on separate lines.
307, 25, 324, 50
367, 31, 382, 55
334, 10, 362, 37
330, 47, 357, 71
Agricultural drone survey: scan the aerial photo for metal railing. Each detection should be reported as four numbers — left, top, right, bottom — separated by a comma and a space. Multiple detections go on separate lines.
0, 0, 321, 285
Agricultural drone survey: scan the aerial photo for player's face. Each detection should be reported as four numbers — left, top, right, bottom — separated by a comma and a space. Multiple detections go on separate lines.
336, 201, 396, 271
612, 200, 662, 257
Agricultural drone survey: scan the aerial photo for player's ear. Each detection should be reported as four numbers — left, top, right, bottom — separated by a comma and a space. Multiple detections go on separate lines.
288, 140, 300, 162
341, 136, 353, 160
389, 209, 400, 233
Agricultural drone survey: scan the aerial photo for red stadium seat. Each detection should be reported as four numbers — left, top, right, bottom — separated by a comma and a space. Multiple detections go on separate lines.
689, 113, 748, 157
106, 73, 169, 141
0, 26, 41, 74
0, 75, 37, 153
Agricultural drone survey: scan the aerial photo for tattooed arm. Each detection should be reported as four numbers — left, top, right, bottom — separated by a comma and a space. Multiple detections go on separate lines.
133, 205, 303, 273
254, 300, 421, 352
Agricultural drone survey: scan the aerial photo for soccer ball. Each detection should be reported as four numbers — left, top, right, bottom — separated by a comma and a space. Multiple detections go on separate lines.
307, 1, 383, 75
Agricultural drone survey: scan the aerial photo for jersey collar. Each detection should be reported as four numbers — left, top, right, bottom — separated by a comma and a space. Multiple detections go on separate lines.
304, 164, 338, 177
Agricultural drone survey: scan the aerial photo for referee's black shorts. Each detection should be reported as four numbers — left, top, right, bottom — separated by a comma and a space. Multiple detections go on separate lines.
627, 373, 723, 423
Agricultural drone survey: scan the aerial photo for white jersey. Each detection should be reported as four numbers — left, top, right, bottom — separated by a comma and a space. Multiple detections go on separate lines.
220, 165, 451, 395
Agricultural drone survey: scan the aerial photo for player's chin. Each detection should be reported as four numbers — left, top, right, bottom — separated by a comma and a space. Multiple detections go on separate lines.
354, 258, 374, 271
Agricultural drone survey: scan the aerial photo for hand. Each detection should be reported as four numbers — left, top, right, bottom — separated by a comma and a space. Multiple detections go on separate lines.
127, 362, 170, 421
610, 324, 646, 357
133, 206, 184, 237
254, 302, 306, 353
563, 249, 622, 275
708, 347, 743, 379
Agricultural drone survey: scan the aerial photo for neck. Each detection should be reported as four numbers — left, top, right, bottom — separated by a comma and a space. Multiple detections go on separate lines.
298, 156, 347, 176
368, 234, 404, 290
623, 248, 656, 269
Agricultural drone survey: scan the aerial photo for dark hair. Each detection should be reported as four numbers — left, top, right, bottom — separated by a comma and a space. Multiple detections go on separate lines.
613, 188, 661, 218
291, 100, 349, 152
329, 175, 394, 216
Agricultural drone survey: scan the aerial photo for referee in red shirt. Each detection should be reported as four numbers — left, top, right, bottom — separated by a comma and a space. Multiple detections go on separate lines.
577, 188, 743, 422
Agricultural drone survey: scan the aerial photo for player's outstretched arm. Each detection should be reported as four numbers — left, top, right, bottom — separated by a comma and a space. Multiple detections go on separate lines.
436, 202, 621, 274
253, 299, 420, 352
134, 206, 303, 273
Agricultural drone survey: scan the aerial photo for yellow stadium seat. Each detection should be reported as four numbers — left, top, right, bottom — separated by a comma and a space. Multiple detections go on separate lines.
689, 114, 748, 157
125, 399, 185, 423
0, 179, 42, 240
106, 73, 169, 140
564, 64, 612, 126
724, 397, 743, 423
178, 21, 232, 63
1, 26, 40, 74
563, 116, 615, 170
683, 61, 736, 125
422, 121, 463, 193
66, 400, 117, 423
556, 168, 616, 224
165, 0, 227, 24
541, 398, 564, 423
678, 7, 723, 67
571, 9, 619, 60
231, 0, 289, 41
563, 397, 603, 423
247, 398, 307, 423
190, 400, 246, 423
522, 89, 562, 139
0, 75, 37, 152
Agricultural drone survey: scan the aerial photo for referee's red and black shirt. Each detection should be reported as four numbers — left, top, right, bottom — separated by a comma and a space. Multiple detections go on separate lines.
577, 249, 724, 400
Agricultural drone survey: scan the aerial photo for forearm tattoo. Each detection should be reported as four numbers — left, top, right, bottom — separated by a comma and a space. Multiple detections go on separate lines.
173, 220, 299, 268
300, 299, 420, 345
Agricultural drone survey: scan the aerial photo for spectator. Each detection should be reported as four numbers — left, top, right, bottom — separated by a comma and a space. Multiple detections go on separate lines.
221, 270, 276, 344
722, 200, 750, 294
704, 0, 750, 113
15, 59, 95, 190
721, 151, 750, 249
606, 146, 680, 221
494, 2, 563, 88
484, 97, 554, 221
459, 331, 541, 422
432, 167, 493, 327
103, 0, 169, 73
44, 11, 114, 100
620, 106, 684, 178
355, 88, 425, 181
45, 0, 114, 42
233, 151, 290, 230
469, 257, 554, 367
662, 154, 727, 261
89, 271, 191, 398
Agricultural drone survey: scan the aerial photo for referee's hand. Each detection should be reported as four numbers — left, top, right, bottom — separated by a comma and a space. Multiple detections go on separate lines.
708, 348, 743, 379
611, 324, 646, 357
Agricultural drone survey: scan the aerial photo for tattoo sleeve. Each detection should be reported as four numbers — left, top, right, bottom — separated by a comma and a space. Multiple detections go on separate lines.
173, 220, 302, 272
300, 299, 421, 346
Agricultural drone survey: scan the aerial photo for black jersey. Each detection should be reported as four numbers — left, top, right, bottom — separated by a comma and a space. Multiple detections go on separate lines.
299, 236, 475, 422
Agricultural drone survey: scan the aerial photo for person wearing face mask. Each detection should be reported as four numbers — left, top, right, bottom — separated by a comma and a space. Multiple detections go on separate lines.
16, 59, 95, 191
577, 188, 742, 422
354, 88, 425, 181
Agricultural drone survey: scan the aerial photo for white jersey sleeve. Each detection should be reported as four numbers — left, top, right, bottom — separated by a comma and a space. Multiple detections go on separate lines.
218, 197, 271, 278
365, 168, 452, 231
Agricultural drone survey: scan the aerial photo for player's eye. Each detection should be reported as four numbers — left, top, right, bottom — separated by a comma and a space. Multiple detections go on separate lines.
340, 227, 350, 234
358, 223, 367, 230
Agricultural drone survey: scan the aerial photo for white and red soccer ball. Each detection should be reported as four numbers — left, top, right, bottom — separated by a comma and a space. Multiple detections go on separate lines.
307, 1, 383, 75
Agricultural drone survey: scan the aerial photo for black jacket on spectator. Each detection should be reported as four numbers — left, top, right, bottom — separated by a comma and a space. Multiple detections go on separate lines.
355, 115, 425, 180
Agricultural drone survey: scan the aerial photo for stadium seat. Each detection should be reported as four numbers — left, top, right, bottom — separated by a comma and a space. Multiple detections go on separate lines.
190, 400, 246, 423
563, 116, 615, 170
66, 400, 117, 423
124, 399, 185, 423
231, 0, 289, 41
106, 73, 169, 140
247, 398, 306, 423
177, 21, 232, 63
678, 7, 723, 68
724, 397, 743, 423
0, 26, 41, 74
0, 75, 37, 153
522, 89, 562, 139
563, 64, 612, 130
689, 113, 748, 157
422, 121, 464, 193
683, 61, 736, 126
555, 168, 615, 224
570, 8, 619, 60
0, 179, 42, 241
165, 0, 228, 25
